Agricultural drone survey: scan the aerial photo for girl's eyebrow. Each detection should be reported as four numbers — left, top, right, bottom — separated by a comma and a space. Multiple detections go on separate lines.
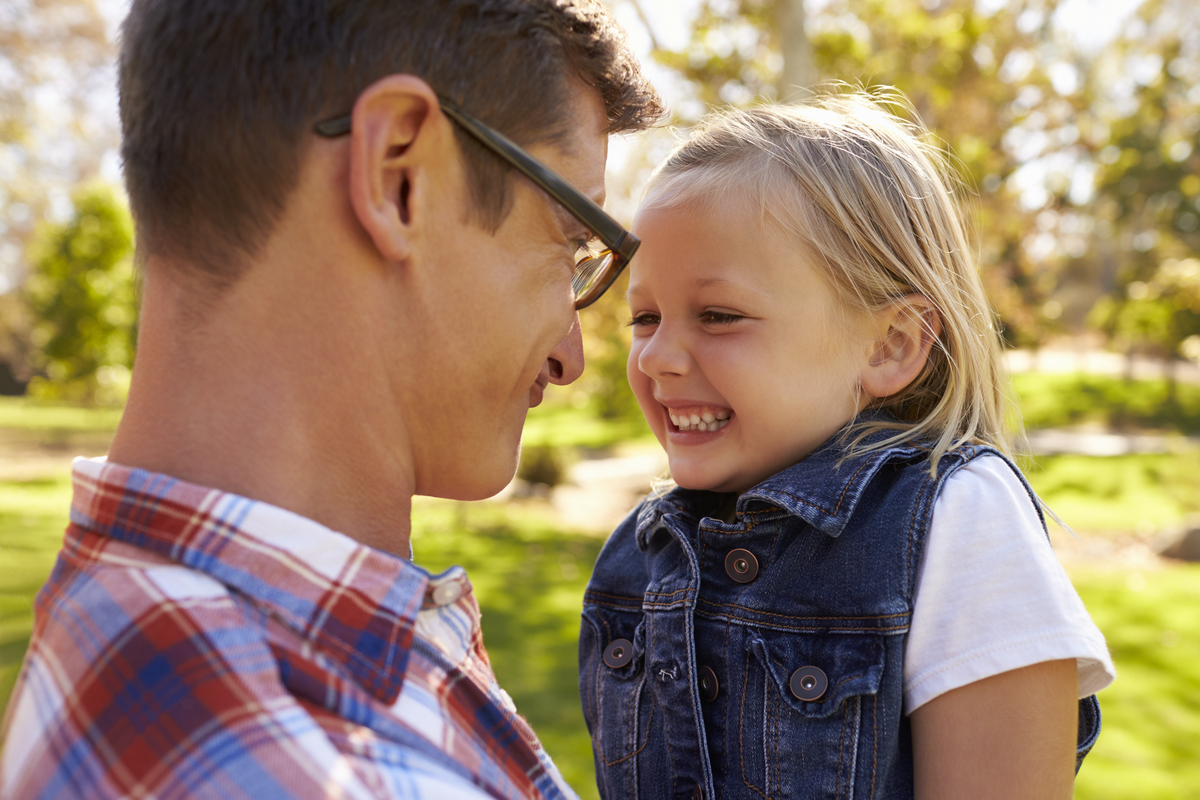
693, 276, 771, 298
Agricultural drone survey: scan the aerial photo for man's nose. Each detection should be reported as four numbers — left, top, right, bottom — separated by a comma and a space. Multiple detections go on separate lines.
546, 314, 585, 385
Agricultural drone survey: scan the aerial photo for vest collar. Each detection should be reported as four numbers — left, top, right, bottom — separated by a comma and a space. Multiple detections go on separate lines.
636, 418, 927, 545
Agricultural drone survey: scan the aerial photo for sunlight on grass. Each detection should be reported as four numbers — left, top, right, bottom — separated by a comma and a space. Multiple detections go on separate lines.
0, 397, 123, 432
1025, 452, 1200, 534
1012, 373, 1200, 434
411, 498, 605, 800
1071, 564, 1200, 800
0, 475, 73, 713
3, 388, 1200, 799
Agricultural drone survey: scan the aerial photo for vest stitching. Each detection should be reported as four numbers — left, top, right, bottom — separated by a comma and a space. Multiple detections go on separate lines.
696, 600, 907, 622
870, 693, 878, 798
601, 681, 657, 767
645, 588, 691, 599
836, 694, 849, 799
651, 615, 681, 787
691, 610, 909, 633
586, 590, 644, 603
754, 457, 876, 518
738, 647, 768, 798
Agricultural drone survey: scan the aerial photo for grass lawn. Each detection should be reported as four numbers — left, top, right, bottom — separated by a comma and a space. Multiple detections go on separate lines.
1071, 564, 1200, 800
1025, 451, 1200, 535
1012, 372, 1200, 435
3, 386, 1200, 798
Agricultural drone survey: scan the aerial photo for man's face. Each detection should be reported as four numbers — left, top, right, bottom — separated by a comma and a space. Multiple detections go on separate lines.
404, 88, 605, 500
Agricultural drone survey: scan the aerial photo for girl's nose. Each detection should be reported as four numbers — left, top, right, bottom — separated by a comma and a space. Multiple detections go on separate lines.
636, 327, 689, 379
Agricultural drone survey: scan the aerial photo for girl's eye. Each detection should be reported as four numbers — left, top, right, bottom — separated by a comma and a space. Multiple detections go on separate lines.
699, 310, 743, 325
628, 312, 660, 327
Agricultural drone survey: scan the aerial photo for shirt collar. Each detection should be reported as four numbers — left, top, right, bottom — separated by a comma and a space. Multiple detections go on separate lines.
70, 457, 427, 705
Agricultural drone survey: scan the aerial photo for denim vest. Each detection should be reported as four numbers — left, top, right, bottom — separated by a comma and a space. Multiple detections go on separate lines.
579, 429, 1101, 800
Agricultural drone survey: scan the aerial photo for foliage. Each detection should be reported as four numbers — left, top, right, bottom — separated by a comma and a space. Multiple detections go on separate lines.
0, 0, 114, 296
517, 444, 570, 488
641, 0, 1093, 347
1011, 372, 1200, 433
1089, 257, 1200, 371
24, 183, 136, 405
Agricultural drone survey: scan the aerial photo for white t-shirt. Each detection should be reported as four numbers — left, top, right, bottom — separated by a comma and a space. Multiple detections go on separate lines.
902, 455, 1116, 714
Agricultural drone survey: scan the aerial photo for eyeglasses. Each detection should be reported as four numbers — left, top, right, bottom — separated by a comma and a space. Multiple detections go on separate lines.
313, 99, 638, 310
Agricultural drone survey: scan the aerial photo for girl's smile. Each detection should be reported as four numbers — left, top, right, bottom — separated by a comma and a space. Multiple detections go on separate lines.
626, 198, 873, 494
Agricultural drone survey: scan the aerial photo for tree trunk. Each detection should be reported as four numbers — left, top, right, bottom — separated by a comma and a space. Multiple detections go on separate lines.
776, 0, 817, 102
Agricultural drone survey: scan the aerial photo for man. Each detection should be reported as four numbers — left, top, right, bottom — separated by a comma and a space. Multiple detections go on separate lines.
0, 1, 662, 797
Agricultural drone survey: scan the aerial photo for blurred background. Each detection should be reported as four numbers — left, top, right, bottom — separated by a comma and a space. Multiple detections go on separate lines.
1, 0, 1198, 797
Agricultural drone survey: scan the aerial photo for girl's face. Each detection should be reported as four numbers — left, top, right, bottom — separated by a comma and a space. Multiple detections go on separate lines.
626, 198, 872, 494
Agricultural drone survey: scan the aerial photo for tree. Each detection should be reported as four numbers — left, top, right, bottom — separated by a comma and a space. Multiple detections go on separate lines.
1082, 0, 1200, 374
631, 0, 1101, 348
0, 0, 115, 382
24, 183, 136, 405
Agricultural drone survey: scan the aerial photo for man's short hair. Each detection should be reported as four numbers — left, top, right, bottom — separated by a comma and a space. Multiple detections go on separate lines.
118, 0, 664, 284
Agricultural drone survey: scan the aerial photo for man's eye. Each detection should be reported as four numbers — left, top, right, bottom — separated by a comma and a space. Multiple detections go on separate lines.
573, 237, 602, 263
628, 312, 660, 327
699, 310, 743, 325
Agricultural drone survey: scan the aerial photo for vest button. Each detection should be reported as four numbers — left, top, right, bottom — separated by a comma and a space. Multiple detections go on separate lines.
724, 548, 759, 583
603, 639, 633, 669
789, 666, 828, 701
697, 666, 719, 701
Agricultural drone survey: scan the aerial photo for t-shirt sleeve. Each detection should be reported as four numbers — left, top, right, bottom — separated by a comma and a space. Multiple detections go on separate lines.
902, 455, 1116, 714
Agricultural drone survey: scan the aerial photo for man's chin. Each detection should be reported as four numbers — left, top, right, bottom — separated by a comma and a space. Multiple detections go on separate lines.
528, 381, 546, 409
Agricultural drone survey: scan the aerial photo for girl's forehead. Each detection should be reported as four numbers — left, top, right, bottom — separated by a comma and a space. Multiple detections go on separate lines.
628, 201, 811, 292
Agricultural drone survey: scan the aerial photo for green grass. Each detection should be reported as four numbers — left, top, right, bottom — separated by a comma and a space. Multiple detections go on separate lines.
1025, 452, 1200, 534
3, 386, 1200, 798
1012, 373, 1200, 434
0, 396, 123, 433
1071, 564, 1200, 800
0, 475, 73, 711
410, 500, 604, 800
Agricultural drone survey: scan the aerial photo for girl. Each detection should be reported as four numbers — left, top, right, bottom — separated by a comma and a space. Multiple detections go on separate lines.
578, 93, 1114, 800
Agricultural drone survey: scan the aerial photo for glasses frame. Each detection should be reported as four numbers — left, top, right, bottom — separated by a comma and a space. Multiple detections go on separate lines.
313, 98, 637, 310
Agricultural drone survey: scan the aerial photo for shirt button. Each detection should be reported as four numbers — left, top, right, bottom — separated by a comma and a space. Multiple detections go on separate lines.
431, 581, 462, 606
698, 666, 719, 702
603, 639, 634, 668
789, 666, 828, 701
724, 548, 759, 583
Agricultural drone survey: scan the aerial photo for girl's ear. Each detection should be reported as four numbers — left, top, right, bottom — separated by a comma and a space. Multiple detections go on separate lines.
860, 294, 943, 400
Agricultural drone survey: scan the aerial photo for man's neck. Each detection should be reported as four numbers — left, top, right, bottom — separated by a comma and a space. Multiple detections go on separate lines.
108, 258, 416, 558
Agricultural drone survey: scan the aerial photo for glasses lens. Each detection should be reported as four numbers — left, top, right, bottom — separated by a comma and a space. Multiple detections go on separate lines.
572, 251, 616, 306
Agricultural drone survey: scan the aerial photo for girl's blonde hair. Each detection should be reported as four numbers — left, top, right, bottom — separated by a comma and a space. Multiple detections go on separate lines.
643, 90, 1018, 473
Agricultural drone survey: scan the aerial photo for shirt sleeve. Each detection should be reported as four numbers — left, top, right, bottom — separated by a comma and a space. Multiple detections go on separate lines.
902, 455, 1116, 714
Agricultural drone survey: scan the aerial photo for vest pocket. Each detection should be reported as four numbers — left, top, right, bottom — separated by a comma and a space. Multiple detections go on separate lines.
738, 629, 886, 799
581, 606, 657, 770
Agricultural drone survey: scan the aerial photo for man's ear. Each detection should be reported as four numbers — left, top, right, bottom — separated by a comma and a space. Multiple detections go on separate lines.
346, 75, 447, 263
860, 294, 943, 400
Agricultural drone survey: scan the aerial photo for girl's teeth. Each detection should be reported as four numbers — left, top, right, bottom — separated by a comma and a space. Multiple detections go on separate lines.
716, 411, 730, 420
670, 415, 731, 432
690, 414, 701, 425
701, 412, 714, 423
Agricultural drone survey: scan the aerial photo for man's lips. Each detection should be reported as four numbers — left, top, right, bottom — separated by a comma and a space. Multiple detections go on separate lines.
529, 373, 550, 409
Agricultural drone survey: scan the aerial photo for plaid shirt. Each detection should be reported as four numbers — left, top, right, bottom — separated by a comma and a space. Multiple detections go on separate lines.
1, 458, 577, 800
